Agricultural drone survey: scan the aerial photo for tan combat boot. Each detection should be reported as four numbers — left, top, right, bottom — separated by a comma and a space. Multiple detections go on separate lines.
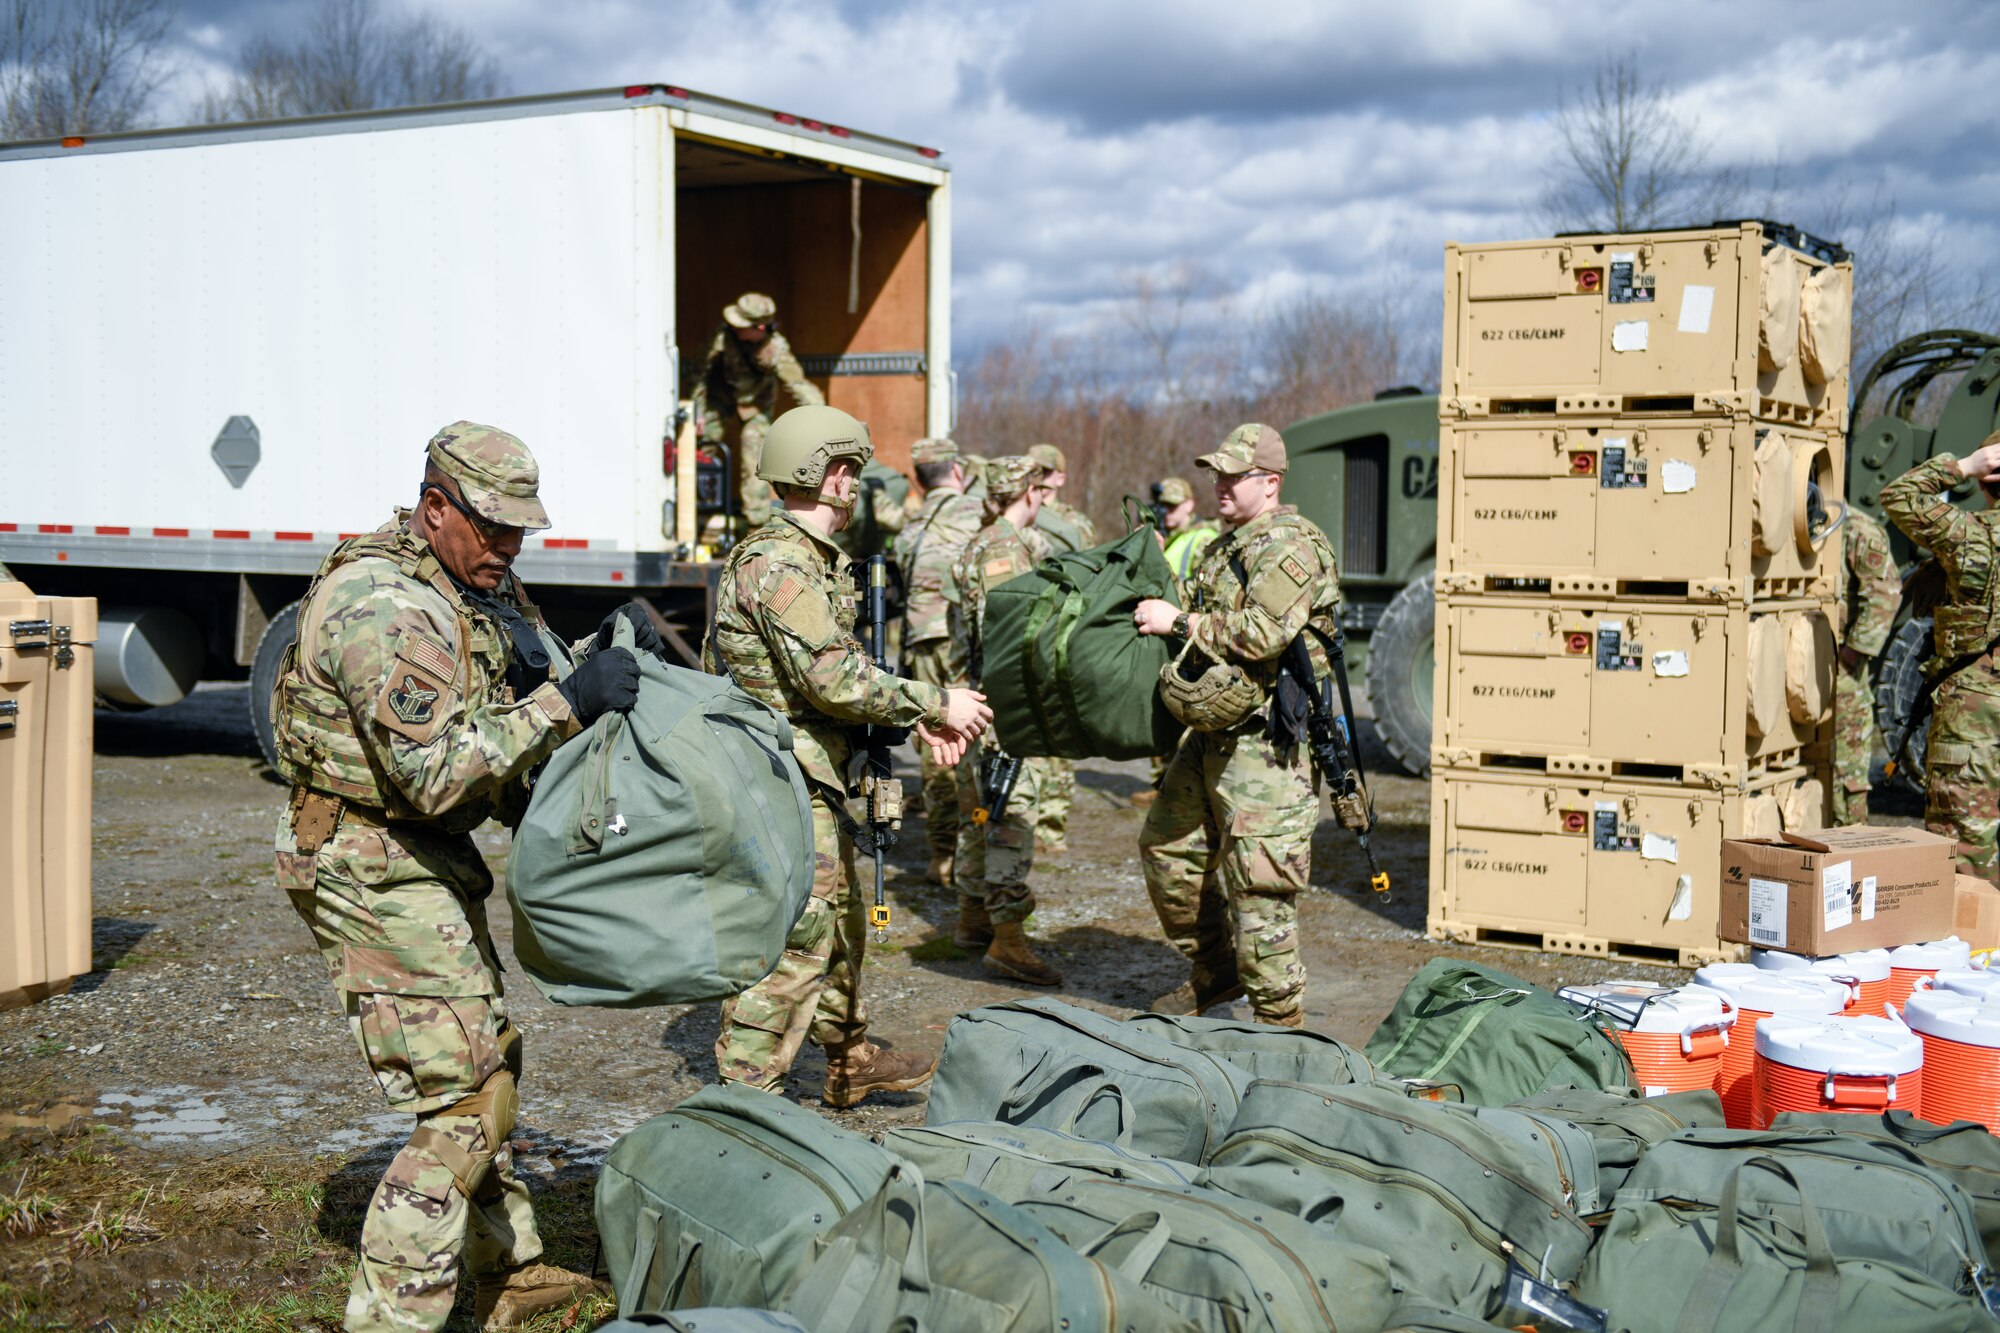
952, 893, 993, 950
1130, 789, 1159, 809
983, 921, 1063, 987
822, 1040, 936, 1108
926, 853, 955, 888
475, 1261, 604, 1329
1150, 955, 1245, 1016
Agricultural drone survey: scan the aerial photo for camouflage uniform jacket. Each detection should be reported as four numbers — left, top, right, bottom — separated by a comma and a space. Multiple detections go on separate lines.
1034, 498, 1098, 556
704, 511, 945, 791
693, 324, 824, 435
271, 518, 581, 832
1842, 509, 1902, 657
1185, 505, 1343, 705
1882, 454, 2000, 679
953, 514, 1050, 683
894, 485, 984, 645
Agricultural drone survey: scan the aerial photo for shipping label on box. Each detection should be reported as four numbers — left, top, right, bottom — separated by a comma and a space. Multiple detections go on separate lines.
1719, 826, 1954, 955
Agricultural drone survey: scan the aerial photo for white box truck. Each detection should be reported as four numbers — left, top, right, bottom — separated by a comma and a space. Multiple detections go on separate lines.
0, 83, 952, 763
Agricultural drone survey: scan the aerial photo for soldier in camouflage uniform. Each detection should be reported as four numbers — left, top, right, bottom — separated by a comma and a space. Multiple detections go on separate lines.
273, 423, 647, 1332
706, 405, 992, 1102
1833, 508, 1902, 824
893, 436, 986, 885
1132, 424, 1343, 1029
1025, 444, 1096, 854
691, 292, 826, 529
949, 456, 1065, 987
1883, 434, 2000, 879
1133, 476, 1217, 811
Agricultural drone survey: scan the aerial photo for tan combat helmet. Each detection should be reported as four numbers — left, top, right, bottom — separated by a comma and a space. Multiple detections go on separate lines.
725, 292, 777, 328
1158, 640, 1261, 732
426, 421, 551, 531
760, 404, 874, 508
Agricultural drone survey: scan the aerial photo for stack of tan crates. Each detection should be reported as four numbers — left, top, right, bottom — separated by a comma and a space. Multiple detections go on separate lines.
1428, 222, 1852, 967
1, 574, 97, 1008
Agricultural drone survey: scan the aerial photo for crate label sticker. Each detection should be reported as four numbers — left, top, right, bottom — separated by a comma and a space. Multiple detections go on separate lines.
1748, 877, 1788, 948
1823, 859, 1854, 932
1641, 832, 1679, 863
1678, 284, 1715, 334
1662, 459, 1698, 493
1861, 875, 1878, 921
1652, 650, 1690, 677
1611, 319, 1650, 352
1669, 873, 1694, 921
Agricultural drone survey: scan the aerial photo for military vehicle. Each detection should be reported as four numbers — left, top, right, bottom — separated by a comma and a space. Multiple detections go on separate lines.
1287, 331, 2000, 783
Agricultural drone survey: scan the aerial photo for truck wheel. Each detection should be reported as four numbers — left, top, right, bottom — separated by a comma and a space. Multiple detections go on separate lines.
1367, 575, 1434, 778
1874, 615, 1933, 795
249, 600, 300, 771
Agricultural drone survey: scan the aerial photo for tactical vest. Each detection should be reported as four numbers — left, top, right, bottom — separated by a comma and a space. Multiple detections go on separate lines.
272, 523, 547, 815
1189, 509, 1342, 702
1929, 515, 2000, 668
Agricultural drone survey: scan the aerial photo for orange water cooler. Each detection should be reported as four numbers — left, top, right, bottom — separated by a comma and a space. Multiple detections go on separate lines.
1751, 1013, 1924, 1128
1752, 946, 1891, 1016
1694, 964, 1847, 1128
1560, 981, 1736, 1095
1901, 989, 2000, 1132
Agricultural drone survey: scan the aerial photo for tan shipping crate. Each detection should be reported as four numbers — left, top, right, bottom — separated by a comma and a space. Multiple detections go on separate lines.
1440, 224, 1852, 430
1428, 764, 1822, 967
1433, 593, 1837, 784
1718, 826, 1954, 955
1955, 873, 2000, 954
0, 580, 97, 1009
1434, 417, 1842, 600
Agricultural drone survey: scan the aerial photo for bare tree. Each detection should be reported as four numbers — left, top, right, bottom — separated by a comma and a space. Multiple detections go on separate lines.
1, 0, 176, 140
199, 0, 502, 123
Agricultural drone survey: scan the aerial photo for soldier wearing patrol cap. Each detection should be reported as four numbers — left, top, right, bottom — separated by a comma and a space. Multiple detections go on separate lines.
273, 421, 653, 1331
1156, 475, 1221, 582
893, 436, 987, 884
1024, 443, 1096, 855
692, 292, 826, 529
1132, 423, 1344, 1028
706, 405, 993, 1103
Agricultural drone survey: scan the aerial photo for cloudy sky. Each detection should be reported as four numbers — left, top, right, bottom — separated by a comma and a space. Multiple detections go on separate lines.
160, 0, 2000, 361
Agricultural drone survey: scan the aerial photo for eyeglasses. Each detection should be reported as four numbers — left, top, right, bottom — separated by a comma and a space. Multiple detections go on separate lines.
422, 482, 519, 542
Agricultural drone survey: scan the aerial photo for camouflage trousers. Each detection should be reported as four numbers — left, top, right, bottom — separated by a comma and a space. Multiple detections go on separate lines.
953, 743, 1047, 925
276, 816, 538, 1333
716, 789, 869, 1088
1139, 727, 1314, 1023
904, 638, 966, 862
1926, 670, 2000, 880
1036, 759, 1075, 849
1832, 655, 1878, 825
739, 414, 774, 530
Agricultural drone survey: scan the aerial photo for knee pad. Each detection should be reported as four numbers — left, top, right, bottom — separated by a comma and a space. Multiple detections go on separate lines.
411, 1066, 518, 1202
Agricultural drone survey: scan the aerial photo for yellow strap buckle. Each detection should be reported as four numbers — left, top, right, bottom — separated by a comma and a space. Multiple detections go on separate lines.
1371, 872, 1392, 896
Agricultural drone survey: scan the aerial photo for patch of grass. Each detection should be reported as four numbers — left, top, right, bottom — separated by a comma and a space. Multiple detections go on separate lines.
128, 1268, 349, 1332
906, 936, 968, 962
0, 1182, 62, 1237
27, 1039, 63, 1058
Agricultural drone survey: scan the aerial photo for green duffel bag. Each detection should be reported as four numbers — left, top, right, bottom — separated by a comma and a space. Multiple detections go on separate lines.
1005, 1170, 1401, 1333
1122, 1012, 1380, 1089
1577, 1155, 1997, 1332
1507, 1085, 1726, 1201
596, 1313, 811, 1332
882, 1121, 1206, 1192
780, 1164, 1197, 1333
1203, 1079, 1594, 1314
981, 524, 1183, 760
507, 617, 814, 1007
1363, 958, 1634, 1105
925, 999, 1251, 1164
1773, 1110, 2000, 1266
595, 1084, 903, 1315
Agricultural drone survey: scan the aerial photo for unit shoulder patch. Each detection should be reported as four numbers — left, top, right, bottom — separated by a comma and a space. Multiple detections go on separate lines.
1248, 546, 1314, 616
373, 637, 457, 743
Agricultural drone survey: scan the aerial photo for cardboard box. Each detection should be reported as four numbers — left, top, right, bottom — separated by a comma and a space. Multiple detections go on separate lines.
1719, 826, 1954, 955
1955, 873, 2000, 954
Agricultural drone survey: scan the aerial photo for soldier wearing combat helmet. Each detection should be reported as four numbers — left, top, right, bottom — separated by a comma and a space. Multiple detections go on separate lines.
691, 291, 826, 529
1132, 423, 1344, 1028
706, 405, 992, 1103
274, 422, 653, 1330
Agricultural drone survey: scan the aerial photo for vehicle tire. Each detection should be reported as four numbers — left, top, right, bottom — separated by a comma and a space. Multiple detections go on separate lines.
1874, 614, 1933, 795
249, 600, 301, 771
1367, 575, 1434, 778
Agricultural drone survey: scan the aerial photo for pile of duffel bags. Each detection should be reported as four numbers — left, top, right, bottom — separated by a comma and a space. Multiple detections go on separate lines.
591, 958, 2000, 1332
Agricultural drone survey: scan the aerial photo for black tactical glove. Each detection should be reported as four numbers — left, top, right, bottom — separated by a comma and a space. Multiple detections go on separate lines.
595, 604, 669, 660
557, 647, 640, 725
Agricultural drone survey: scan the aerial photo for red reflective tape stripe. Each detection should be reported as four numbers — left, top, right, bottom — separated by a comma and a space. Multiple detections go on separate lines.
610, 570, 626, 582
542, 538, 589, 549
214, 529, 250, 539
39, 524, 73, 533
153, 527, 189, 537
0, 523, 16, 532
274, 531, 314, 541
95, 526, 130, 535
338, 532, 361, 540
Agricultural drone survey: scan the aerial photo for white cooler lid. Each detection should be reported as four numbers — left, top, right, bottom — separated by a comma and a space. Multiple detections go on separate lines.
1752, 947, 1892, 983
1694, 964, 1847, 1016
1754, 1013, 1924, 1074
1903, 989, 2000, 1048
1559, 981, 1733, 1033
1888, 937, 1973, 971
1932, 970, 2000, 1000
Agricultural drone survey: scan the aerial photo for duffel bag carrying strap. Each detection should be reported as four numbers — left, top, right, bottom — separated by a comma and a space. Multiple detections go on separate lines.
624, 1205, 705, 1316
1676, 1156, 1839, 1333
998, 1051, 1138, 1150
786, 1165, 934, 1333
1076, 1210, 1174, 1283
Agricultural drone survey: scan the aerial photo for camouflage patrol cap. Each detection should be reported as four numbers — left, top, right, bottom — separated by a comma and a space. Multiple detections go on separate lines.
1028, 443, 1068, 473
911, 436, 960, 465
426, 421, 551, 531
1196, 422, 1288, 476
724, 292, 777, 328
984, 454, 1046, 500
1156, 476, 1195, 505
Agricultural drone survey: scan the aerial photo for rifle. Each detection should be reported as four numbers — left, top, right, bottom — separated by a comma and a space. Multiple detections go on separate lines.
1146, 482, 1171, 535
971, 748, 1023, 826
1280, 624, 1390, 897
857, 554, 905, 939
